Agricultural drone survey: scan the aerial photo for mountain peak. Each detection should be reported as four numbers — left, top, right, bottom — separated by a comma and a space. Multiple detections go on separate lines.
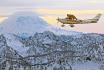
0, 12, 50, 34
0, 11, 81, 35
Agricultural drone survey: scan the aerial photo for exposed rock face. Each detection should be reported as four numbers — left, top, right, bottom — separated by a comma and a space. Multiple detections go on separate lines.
0, 31, 104, 70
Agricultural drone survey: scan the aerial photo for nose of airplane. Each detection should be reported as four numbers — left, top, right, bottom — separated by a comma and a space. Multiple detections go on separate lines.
57, 17, 60, 21
56, 17, 60, 23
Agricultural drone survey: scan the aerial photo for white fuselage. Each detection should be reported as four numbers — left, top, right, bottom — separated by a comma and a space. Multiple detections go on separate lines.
58, 18, 98, 24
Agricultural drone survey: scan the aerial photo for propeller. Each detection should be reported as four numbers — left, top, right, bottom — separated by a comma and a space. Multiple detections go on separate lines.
57, 17, 60, 23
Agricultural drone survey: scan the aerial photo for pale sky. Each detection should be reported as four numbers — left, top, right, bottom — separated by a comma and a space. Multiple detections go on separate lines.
0, 0, 104, 9
0, 0, 104, 34
0, 0, 104, 15
0, 0, 103, 16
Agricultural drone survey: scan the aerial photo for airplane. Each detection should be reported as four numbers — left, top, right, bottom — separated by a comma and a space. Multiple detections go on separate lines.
57, 14, 102, 27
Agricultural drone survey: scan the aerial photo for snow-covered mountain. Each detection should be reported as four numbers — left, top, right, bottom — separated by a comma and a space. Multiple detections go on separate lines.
0, 12, 81, 35
0, 12, 104, 70
0, 12, 48, 34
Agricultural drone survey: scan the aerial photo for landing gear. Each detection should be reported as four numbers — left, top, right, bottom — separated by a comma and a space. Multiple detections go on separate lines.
61, 24, 75, 27
61, 24, 65, 27
70, 24, 74, 27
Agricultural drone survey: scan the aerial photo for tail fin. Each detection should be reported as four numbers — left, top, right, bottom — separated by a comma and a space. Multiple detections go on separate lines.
93, 14, 102, 21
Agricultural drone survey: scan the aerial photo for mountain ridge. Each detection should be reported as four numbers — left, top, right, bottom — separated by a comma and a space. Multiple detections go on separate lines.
0, 12, 104, 70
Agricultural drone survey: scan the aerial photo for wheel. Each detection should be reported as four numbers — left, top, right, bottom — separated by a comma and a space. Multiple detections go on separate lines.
70, 24, 74, 27
61, 24, 65, 27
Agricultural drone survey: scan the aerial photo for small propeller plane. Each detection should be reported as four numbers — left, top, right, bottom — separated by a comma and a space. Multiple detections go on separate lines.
57, 14, 102, 27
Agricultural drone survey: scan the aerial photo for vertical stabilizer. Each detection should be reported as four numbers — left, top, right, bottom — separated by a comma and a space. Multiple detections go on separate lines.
93, 14, 102, 21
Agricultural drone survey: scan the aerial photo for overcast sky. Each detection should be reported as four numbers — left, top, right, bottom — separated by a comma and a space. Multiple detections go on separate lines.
0, 0, 104, 9
0, 0, 103, 16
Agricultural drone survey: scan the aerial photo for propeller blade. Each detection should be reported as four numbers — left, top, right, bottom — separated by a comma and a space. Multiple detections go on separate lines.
57, 17, 59, 20
57, 17, 59, 23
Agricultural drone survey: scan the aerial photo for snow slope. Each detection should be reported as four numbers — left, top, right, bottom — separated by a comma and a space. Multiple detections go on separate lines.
73, 61, 100, 70
4, 34, 29, 56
